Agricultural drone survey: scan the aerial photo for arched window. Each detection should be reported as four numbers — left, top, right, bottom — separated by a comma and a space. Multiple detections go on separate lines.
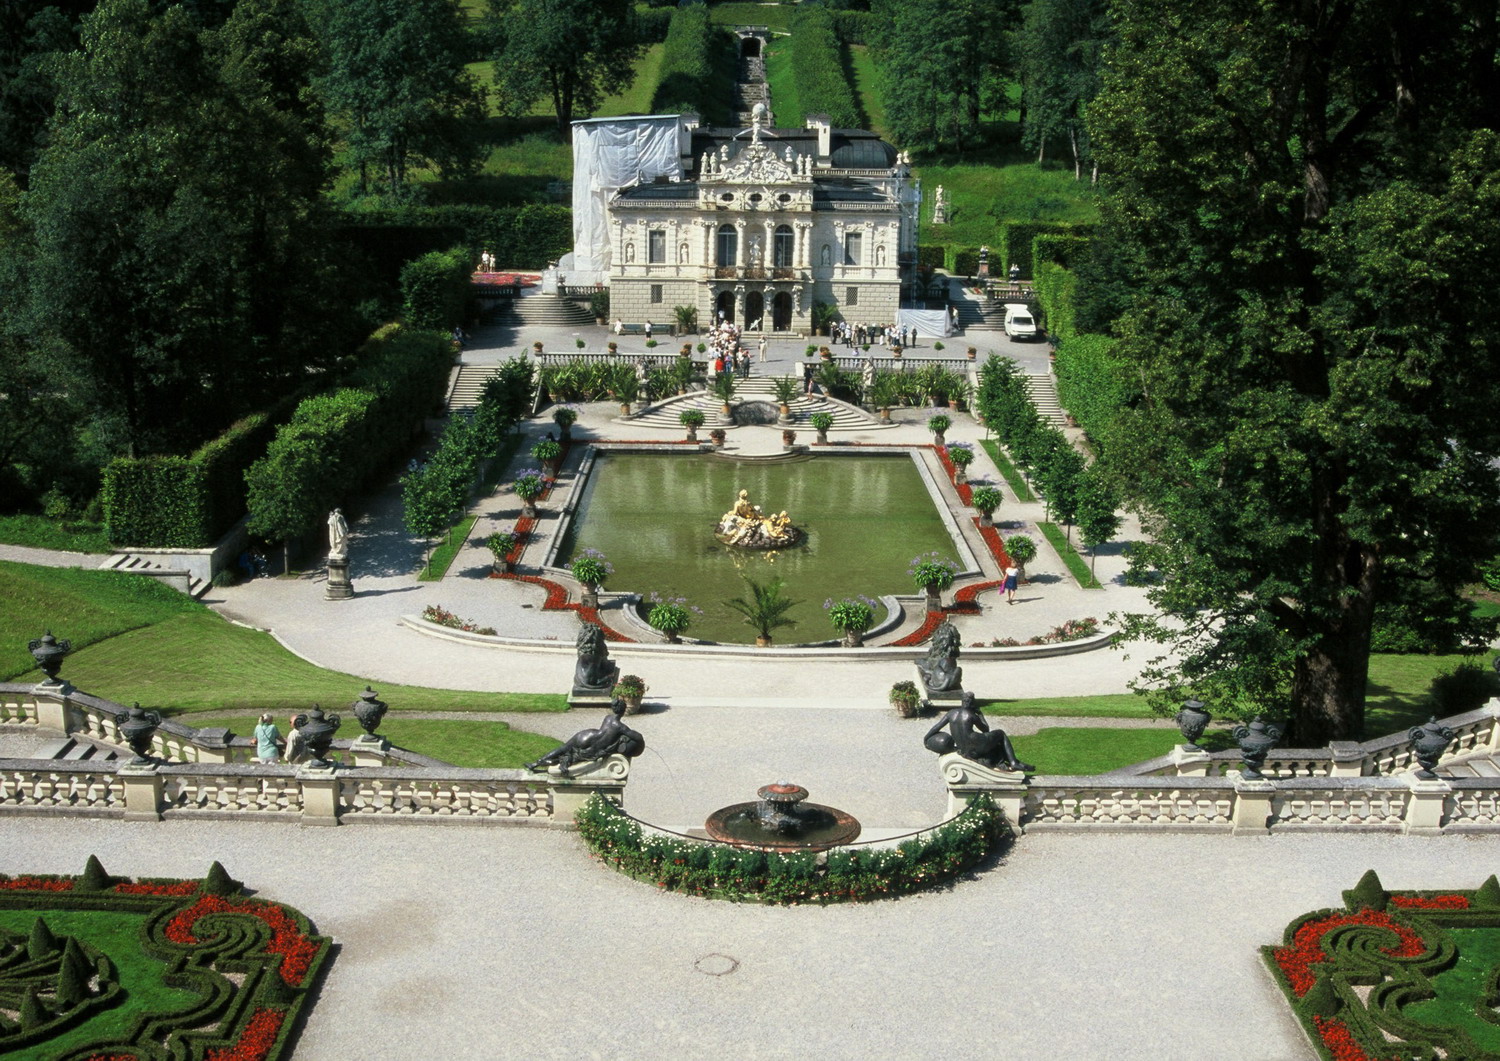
717, 224, 738, 267
774, 225, 794, 268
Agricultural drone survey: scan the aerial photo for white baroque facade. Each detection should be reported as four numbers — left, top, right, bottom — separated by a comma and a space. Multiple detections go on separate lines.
594, 111, 917, 334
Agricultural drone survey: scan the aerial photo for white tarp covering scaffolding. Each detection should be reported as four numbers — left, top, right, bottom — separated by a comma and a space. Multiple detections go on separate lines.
570, 115, 683, 281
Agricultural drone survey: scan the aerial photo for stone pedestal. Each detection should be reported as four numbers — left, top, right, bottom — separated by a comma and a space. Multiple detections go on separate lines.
569, 662, 620, 710
298, 764, 341, 825
1170, 744, 1213, 777
1328, 741, 1368, 777
1230, 773, 1275, 835
30, 681, 73, 731
938, 753, 1025, 831
546, 754, 631, 828
917, 669, 963, 705
325, 556, 353, 600
350, 734, 389, 767
119, 762, 163, 822
1403, 774, 1452, 835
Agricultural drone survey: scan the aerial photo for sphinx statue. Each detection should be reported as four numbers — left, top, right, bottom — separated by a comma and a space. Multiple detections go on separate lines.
916, 620, 963, 695
573, 622, 619, 695
715, 489, 803, 550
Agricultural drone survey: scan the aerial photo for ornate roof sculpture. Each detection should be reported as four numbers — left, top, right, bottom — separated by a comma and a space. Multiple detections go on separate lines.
700, 103, 812, 186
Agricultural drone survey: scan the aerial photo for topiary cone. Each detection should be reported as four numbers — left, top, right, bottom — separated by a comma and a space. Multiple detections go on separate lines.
1475, 875, 1500, 908
55, 939, 90, 1009
78, 854, 111, 892
1344, 869, 1388, 912
27, 917, 59, 961
1298, 970, 1342, 1018
20, 985, 48, 1029
201, 861, 242, 897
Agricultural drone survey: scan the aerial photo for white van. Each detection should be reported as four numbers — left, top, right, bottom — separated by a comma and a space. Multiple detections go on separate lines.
1003, 303, 1039, 341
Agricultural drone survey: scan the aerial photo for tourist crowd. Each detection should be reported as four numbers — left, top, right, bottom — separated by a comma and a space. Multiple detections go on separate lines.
831, 321, 916, 348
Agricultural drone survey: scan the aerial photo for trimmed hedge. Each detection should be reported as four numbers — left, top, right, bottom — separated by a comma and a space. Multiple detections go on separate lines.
916, 244, 946, 270
576, 792, 1006, 904
651, 5, 736, 124
831, 9, 876, 44
1033, 261, 1079, 340
636, 5, 673, 42
1053, 333, 1132, 450
791, 5, 861, 128
245, 325, 452, 545
400, 245, 471, 331
1002, 222, 1093, 279
337, 203, 571, 276
1034, 233, 1091, 271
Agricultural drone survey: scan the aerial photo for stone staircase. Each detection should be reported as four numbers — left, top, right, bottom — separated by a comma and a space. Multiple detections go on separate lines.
628, 377, 884, 432
100, 552, 210, 598
1023, 373, 1069, 426
496, 294, 595, 328
449, 363, 501, 410
33, 735, 121, 762
952, 295, 1008, 333
734, 56, 771, 126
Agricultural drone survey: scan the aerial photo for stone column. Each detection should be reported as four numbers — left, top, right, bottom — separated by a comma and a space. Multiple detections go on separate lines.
1328, 741, 1368, 777
1403, 775, 1451, 836
326, 556, 353, 600
1170, 745, 1213, 777
298, 764, 341, 826
119, 763, 163, 822
31, 683, 72, 733
545, 754, 631, 829
1230, 773, 1275, 835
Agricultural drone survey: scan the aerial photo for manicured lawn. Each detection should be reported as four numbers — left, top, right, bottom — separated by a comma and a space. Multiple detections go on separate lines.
1366, 652, 1498, 734
847, 44, 888, 139
980, 693, 1153, 719
1038, 521, 1103, 589
418, 514, 479, 580
978, 440, 1036, 502
188, 714, 559, 768
1009, 726, 1184, 775
763, 39, 801, 127
707, 2, 796, 32
0, 514, 112, 553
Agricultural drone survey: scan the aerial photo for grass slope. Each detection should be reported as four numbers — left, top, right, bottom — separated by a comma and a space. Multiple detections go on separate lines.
187, 714, 559, 768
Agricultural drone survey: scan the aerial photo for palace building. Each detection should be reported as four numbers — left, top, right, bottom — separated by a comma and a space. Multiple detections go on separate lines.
566, 107, 920, 335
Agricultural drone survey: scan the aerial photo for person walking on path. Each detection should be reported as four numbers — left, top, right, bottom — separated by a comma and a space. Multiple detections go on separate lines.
1004, 566, 1019, 604
757, 336, 767, 363
802, 359, 815, 395
254, 713, 282, 764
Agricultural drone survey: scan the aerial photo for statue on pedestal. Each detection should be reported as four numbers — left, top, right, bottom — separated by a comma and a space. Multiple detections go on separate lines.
916, 620, 963, 694
932, 184, 947, 225
526, 698, 645, 777
327, 508, 349, 559
924, 692, 1032, 772
573, 622, 619, 694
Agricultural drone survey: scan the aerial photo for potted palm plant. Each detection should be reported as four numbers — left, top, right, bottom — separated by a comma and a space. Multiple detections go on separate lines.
772, 376, 800, 422
971, 486, 1003, 527
870, 373, 899, 423
569, 549, 611, 609
809, 410, 834, 445
712, 371, 736, 420
826, 595, 877, 647
485, 531, 518, 574
680, 407, 706, 441
613, 674, 648, 714
613, 368, 639, 416
725, 576, 801, 647
889, 680, 922, 718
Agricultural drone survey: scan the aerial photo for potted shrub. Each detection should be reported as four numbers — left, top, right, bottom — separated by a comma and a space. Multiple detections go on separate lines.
485, 530, 518, 574
646, 339, 658, 349
552, 406, 577, 440
680, 342, 693, 358
725, 576, 800, 647
513, 468, 545, 518
891, 344, 904, 359
870, 374, 898, 424
575, 338, 586, 350
819, 345, 832, 360
607, 340, 618, 355
532, 340, 544, 356
809, 410, 834, 444
708, 428, 727, 448
647, 595, 694, 643
889, 680, 922, 718
772, 376, 800, 422
805, 344, 817, 358
696, 342, 707, 355
614, 372, 639, 416
826, 595, 877, 647
909, 551, 959, 612
569, 548, 611, 608
927, 413, 952, 446
531, 437, 563, 475
1005, 534, 1038, 583
971, 485, 1003, 527
782, 428, 798, 450
967, 346, 977, 360
613, 674, 648, 714
712, 371, 736, 419
680, 407, 706, 441
946, 441, 975, 483
933, 341, 945, 352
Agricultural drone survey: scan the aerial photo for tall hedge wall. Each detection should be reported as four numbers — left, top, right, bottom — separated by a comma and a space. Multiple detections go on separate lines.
651, 5, 736, 125
1033, 261, 1079, 341
791, 5, 861, 128
1053, 333, 1133, 452
1002, 222, 1093, 280
401, 246, 471, 331
338, 204, 571, 277
245, 325, 453, 546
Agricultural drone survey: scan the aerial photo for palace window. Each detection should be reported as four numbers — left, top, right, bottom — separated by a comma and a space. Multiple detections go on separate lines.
774, 225, 794, 268
648, 230, 666, 264
717, 224, 738, 267
844, 231, 862, 266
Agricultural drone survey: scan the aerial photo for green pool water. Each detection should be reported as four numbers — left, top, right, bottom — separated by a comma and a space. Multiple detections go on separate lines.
557, 452, 960, 644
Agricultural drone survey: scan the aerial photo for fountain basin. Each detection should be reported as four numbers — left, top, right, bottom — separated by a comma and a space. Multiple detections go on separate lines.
704, 782, 862, 852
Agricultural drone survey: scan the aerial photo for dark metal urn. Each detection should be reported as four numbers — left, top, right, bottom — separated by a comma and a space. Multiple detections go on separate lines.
28, 631, 71, 683
119, 702, 162, 765
294, 706, 341, 768
1174, 699, 1211, 748
1408, 717, 1456, 780
1232, 717, 1282, 780
352, 686, 387, 737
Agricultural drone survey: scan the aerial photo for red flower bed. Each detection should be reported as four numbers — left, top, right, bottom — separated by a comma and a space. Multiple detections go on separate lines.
950, 580, 1005, 615
114, 880, 198, 896
205, 1007, 287, 1061
890, 609, 948, 647
933, 445, 974, 505
1390, 894, 1470, 909
1273, 909, 1427, 997
165, 895, 320, 986
0, 875, 74, 891
974, 521, 1012, 568
1311, 1015, 1397, 1061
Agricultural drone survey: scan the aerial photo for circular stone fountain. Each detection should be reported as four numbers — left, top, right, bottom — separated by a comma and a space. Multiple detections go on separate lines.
704, 782, 861, 852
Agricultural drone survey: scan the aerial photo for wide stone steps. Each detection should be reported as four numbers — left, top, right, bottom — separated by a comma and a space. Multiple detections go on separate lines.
1023, 373, 1069, 426
628, 378, 884, 432
497, 294, 595, 328
100, 552, 209, 598
448, 363, 499, 410
35, 737, 120, 762
952, 299, 1008, 332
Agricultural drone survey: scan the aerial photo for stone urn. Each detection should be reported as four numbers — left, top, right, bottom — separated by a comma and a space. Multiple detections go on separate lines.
815, 428, 829, 445
842, 629, 864, 648
1174, 699, 1211, 748
580, 584, 600, 609
1232, 717, 1282, 780
28, 631, 71, 683
119, 702, 162, 764
978, 508, 996, 528
1408, 717, 1456, 780
924, 586, 943, 613
352, 686, 388, 738
295, 706, 342, 768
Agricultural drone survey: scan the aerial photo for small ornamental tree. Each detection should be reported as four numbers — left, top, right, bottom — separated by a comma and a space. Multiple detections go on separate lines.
1076, 471, 1123, 576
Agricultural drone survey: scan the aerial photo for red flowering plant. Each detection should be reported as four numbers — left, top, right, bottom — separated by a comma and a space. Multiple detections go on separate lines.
1264, 871, 1500, 1061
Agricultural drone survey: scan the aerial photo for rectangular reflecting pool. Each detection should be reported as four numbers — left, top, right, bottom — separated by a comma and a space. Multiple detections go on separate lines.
557, 452, 961, 644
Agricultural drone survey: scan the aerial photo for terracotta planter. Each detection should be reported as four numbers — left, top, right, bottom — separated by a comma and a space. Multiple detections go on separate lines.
620, 695, 644, 715
619, 403, 630, 416
892, 697, 921, 718
755, 635, 772, 648
880, 408, 892, 423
